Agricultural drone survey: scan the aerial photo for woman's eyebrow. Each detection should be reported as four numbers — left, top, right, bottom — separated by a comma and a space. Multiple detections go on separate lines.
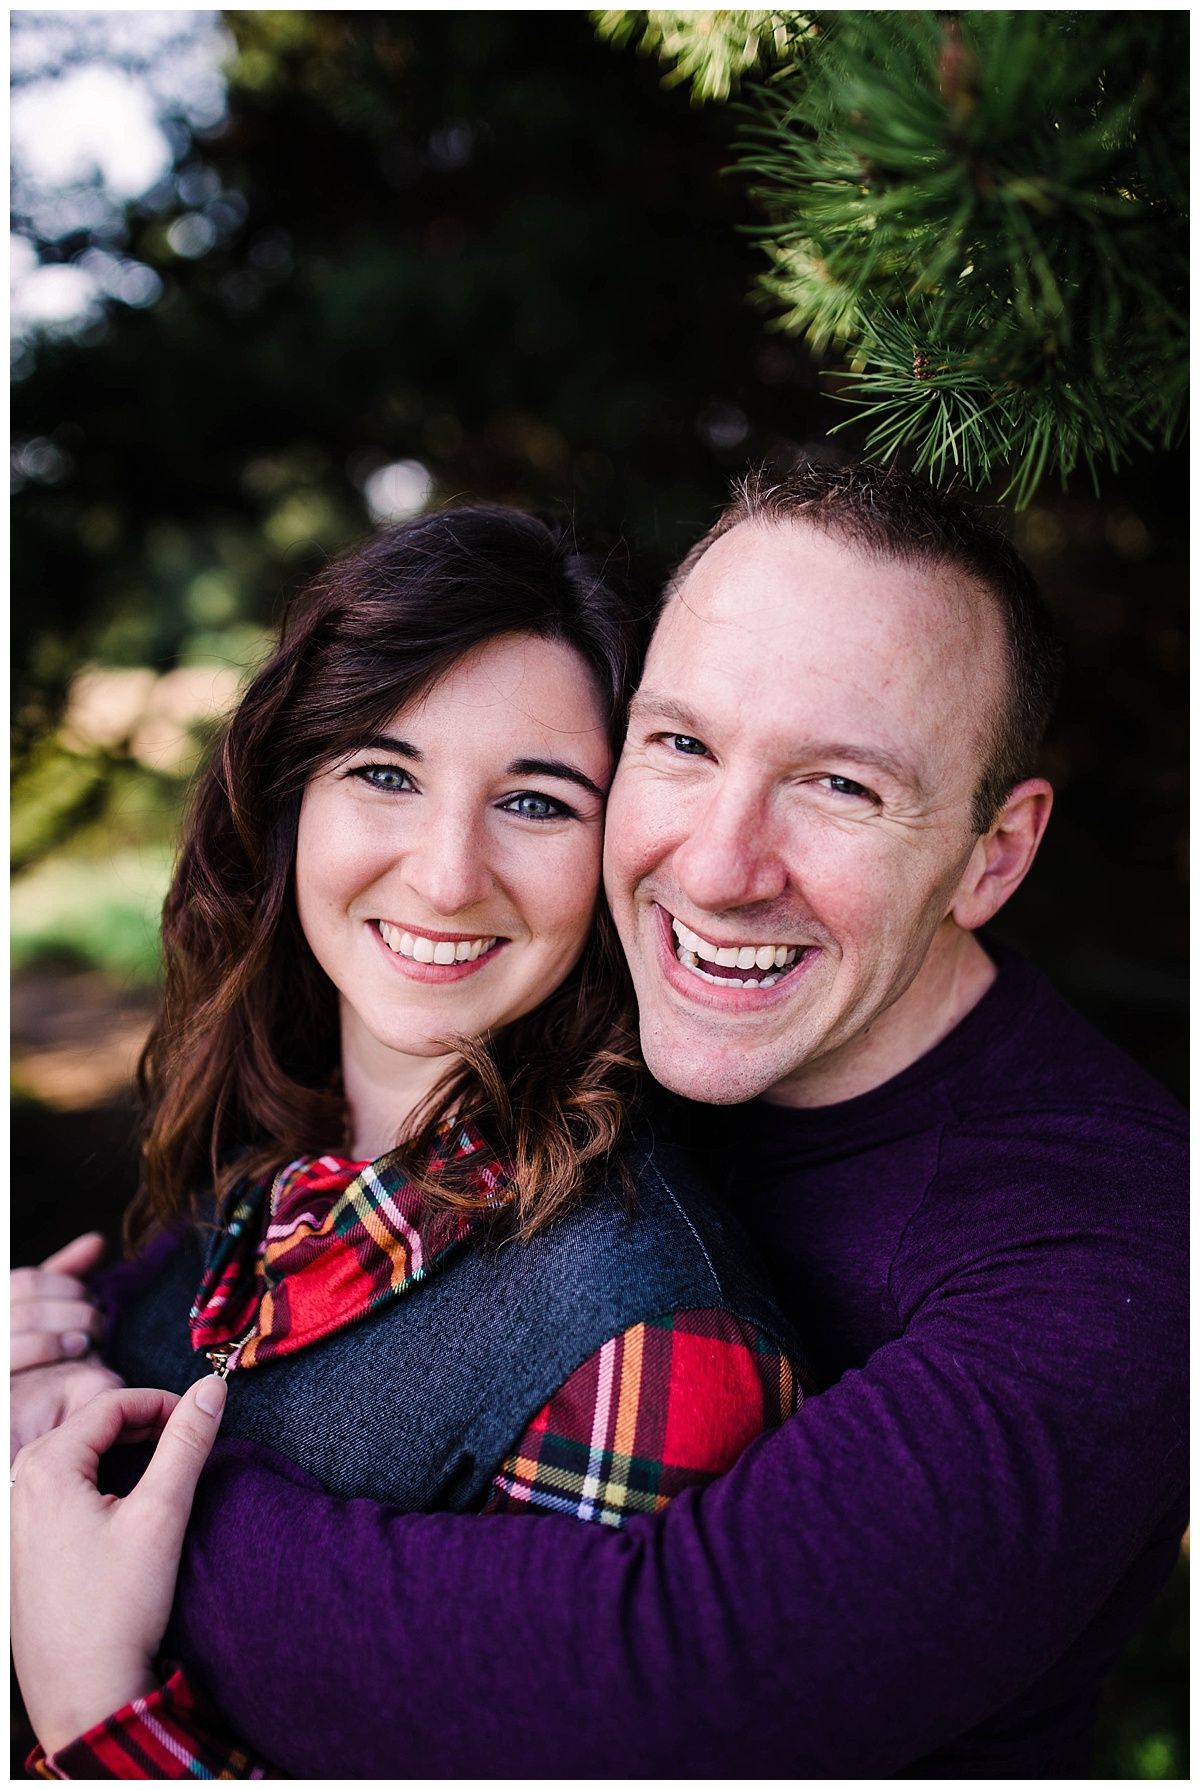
507, 757, 605, 799
356, 733, 424, 760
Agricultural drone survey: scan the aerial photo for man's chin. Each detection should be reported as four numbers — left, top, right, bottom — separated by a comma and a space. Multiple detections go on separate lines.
639, 1026, 792, 1107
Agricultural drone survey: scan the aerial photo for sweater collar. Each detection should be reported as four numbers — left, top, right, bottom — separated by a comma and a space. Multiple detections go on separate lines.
672, 937, 1048, 1167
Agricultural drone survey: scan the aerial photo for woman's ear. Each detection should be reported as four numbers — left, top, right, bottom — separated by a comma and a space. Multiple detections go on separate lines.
951, 779, 1054, 932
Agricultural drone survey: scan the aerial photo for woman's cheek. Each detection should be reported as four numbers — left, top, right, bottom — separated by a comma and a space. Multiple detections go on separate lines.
547, 832, 604, 955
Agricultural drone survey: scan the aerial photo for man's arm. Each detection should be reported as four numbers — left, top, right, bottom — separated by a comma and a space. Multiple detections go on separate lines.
172, 1173, 1187, 1779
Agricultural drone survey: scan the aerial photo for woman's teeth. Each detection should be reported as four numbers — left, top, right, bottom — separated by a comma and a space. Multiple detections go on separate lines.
378, 922, 497, 965
672, 917, 803, 988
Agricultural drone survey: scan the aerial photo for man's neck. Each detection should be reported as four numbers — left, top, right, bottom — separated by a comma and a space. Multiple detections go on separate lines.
762, 925, 997, 1110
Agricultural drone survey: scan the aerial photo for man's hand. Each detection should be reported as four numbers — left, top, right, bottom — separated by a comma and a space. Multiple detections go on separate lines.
11, 1232, 108, 1371
11, 1356, 126, 1464
11, 1378, 227, 1758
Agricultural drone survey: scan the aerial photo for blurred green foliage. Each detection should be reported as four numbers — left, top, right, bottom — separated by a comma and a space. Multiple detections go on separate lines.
1092, 1552, 1189, 1779
12, 10, 835, 752
11, 841, 175, 984
594, 10, 809, 103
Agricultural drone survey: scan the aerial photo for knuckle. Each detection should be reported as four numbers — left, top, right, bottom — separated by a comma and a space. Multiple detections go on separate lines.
12, 1439, 53, 1493
171, 1418, 210, 1457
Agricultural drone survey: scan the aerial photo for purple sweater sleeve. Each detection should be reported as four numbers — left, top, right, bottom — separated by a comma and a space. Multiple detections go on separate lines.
171, 1134, 1188, 1779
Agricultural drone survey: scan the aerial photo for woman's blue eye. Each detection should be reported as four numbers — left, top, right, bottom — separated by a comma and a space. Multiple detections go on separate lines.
670, 735, 708, 756
355, 765, 413, 791
502, 792, 571, 821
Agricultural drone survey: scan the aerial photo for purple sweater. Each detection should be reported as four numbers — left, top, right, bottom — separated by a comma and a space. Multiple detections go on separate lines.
165, 943, 1187, 1778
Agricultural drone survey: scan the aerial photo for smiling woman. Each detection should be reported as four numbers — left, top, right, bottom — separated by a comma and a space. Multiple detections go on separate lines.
11, 504, 813, 1777
293, 634, 614, 1163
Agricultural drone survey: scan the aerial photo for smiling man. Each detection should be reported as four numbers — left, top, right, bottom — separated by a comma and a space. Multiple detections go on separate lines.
31, 463, 1190, 1779
608, 495, 1051, 1110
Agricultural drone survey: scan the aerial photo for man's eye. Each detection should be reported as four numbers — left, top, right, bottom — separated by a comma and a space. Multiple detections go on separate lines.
668, 735, 709, 757
352, 764, 414, 792
500, 791, 573, 822
822, 775, 873, 799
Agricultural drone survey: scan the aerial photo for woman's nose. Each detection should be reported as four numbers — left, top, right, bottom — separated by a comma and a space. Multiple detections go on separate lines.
399, 806, 495, 917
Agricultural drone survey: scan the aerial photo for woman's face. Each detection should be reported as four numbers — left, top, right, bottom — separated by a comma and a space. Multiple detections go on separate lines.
295, 632, 613, 1084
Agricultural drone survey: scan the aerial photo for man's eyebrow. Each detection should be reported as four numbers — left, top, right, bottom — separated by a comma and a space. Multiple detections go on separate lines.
508, 757, 606, 800
353, 734, 424, 760
627, 692, 707, 734
802, 741, 924, 791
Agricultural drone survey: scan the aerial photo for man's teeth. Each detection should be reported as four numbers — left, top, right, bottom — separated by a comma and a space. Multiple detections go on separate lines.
378, 922, 497, 965
671, 918, 802, 988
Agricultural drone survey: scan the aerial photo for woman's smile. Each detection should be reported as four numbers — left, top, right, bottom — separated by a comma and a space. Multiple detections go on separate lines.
370, 919, 506, 980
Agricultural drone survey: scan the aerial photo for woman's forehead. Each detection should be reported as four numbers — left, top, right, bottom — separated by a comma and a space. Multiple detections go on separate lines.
381, 635, 612, 759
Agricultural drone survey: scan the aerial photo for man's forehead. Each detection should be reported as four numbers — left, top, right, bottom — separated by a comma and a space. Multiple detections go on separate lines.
637, 518, 1006, 792
666, 516, 990, 639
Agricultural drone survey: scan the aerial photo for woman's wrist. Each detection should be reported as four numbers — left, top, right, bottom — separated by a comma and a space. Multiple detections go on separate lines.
35, 1662, 162, 1759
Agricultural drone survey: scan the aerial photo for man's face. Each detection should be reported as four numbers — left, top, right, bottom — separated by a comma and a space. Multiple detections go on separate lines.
604, 519, 1009, 1104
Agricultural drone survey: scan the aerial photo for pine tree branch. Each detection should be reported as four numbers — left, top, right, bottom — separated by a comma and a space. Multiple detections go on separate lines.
592, 10, 813, 103
596, 9, 1189, 502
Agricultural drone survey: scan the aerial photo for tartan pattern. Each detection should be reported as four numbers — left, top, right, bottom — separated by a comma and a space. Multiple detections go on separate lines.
31, 1313, 805, 1778
189, 1126, 513, 1371
485, 1307, 803, 1526
27, 1667, 283, 1778
34, 1145, 808, 1778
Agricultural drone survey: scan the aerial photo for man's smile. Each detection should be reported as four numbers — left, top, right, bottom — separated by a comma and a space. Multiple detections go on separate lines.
651, 903, 819, 1004
669, 913, 812, 989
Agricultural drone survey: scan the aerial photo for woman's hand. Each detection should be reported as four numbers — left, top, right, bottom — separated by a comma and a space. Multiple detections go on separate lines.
11, 1233, 120, 1463
11, 1231, 108, 1371
10, 1356, 125, 1464
11, 1376, 227, 1758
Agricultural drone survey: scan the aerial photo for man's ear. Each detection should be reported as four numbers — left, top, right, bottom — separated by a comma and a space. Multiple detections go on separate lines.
951, 779, 1054, 931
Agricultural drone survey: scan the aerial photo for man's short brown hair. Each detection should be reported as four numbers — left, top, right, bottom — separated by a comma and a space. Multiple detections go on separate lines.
672, 459, 1063, 834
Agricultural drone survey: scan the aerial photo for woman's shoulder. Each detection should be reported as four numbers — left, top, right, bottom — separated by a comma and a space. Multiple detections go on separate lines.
502, 1108, 803, 1367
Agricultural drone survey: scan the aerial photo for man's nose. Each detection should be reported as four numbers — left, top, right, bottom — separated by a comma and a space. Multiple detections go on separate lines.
672, 784, 788, 914
400, 806, 494, 917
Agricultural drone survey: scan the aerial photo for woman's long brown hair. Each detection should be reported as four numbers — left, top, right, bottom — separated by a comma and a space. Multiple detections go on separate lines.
127, 506, 651, 1250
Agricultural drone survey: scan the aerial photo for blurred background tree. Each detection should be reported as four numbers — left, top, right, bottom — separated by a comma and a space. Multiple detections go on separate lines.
9, 11, 1187, 1779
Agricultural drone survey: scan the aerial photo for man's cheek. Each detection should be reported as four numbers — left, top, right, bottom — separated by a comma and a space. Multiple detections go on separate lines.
806, 850, 928, 956
605, 783, 679, 883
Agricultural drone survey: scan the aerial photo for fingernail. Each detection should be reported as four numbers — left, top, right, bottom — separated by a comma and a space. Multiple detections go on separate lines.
195, 1375, 227, 1417
61, 1332, 90, 1357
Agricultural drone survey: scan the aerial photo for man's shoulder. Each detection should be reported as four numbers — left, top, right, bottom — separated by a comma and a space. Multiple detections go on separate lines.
900, 953, 1187, 1285
928, 940, 1184, 1138
488, 1125, 803, 1359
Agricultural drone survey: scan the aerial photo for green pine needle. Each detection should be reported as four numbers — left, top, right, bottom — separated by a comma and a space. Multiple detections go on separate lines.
593, 11, 812, 103
597, 9, 1188, 503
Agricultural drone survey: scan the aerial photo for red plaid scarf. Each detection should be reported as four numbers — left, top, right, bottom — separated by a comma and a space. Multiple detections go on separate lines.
189, 1122, 515, 1371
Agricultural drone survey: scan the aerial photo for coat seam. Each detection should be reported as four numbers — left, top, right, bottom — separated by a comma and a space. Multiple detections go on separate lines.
640, 1149, 725, 1302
